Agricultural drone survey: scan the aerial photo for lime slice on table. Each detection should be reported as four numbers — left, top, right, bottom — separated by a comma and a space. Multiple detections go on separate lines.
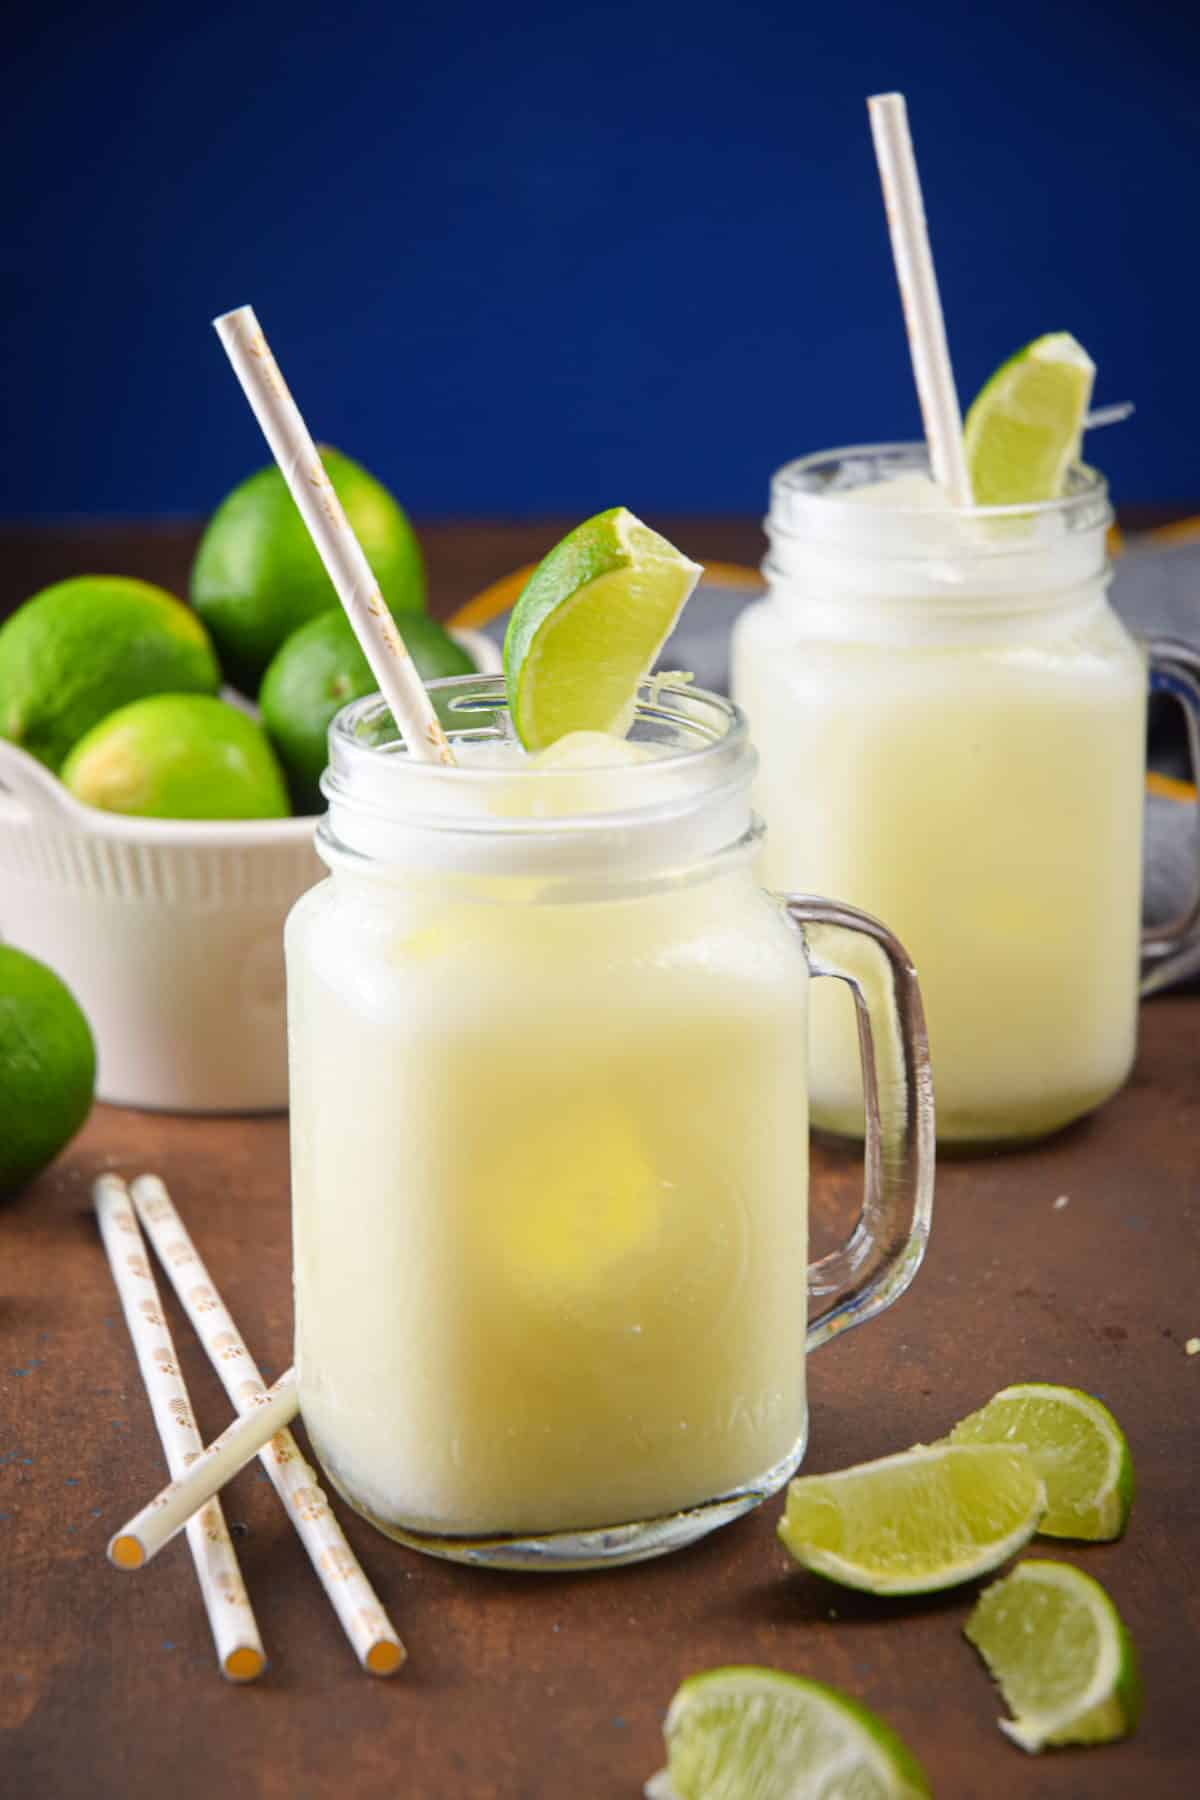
947, 1383, 1133, 1541
964, 332, 1095, 505
645, 1666, 931, 1800
777, 1443, 1045, 1595
965, 1560, 1141, 1752
502, 508, 702, 749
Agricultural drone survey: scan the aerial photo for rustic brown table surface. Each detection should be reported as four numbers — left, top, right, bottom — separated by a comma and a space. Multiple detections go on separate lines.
3, 521, 1199, 1799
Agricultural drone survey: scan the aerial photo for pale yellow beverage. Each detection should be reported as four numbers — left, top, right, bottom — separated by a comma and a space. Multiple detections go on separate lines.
733, 448, 1147, 1145
288, 700, 810, 1554
287, 681, 933, 1567
289, 835, 808, 1541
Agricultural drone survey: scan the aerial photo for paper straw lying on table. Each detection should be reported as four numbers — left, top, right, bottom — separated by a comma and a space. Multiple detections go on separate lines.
867, 92, 973, 506
94, 1175, 267, 1683
109, 1367, 298, 1573
213, 303, 455, 768
130, 1173, 405, 1676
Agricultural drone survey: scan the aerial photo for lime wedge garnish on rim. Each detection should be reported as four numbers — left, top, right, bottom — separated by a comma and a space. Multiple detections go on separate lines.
964, 332, 1095, 504
778, 1442, 1045, 1595
503, 507, 701, 750
948, 1382, 1134, 1541
645, 1666, 931, 1800
966, 1560, 1141, 1752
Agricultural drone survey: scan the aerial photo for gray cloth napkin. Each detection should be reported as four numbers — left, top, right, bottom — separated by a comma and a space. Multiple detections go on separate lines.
1112, 542, 1200, 987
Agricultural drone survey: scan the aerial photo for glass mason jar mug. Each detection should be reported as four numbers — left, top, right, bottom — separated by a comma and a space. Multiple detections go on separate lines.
286, 678, 935, 1570
733, 445, 1200, 1147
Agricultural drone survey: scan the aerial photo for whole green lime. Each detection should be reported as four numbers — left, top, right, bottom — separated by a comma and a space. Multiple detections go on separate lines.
0, 576, 221, 772
259, 609, 475, 812
190, 447, 425, 693
0, 945, 96, 1198
61, 694, 290, 820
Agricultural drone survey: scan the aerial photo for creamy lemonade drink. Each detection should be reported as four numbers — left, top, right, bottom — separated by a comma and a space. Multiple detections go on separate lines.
287, 668, 934, 1568
731, 97, 1200, 1145
734, 445, 1151, 1144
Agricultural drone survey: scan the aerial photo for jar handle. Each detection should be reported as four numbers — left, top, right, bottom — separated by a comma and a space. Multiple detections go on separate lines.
1142, 638, 1200, 996
781, 896, 936, 1352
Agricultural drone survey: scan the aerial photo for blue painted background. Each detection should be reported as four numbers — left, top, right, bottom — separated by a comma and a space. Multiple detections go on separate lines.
4, 0, 1196, 519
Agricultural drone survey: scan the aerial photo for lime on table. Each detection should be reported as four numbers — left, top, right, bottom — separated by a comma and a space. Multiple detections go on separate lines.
645, 1666, 931, 1800
503, 507, 701, 749
0, 576, 220, 772
964, 332, 1095, 505
61, 694, 289, 820
966, 1560, 1141, 1752
259, 608, 474, 812
778, 1443, 1045, 1595
0, 945, 96, 1198
191, 447, 425, 693
948, 1383, 1133, 1541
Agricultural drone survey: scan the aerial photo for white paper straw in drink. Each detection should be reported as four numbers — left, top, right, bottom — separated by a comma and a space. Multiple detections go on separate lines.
109, 1368, 298, 1573
212, 303, 456, 767
130, 1173, 405, 1676
867, 92, 974, 506
93, 1176, 267, 1683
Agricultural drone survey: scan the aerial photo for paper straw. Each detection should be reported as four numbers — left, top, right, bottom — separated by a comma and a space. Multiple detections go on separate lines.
93, 1176, 267, 1683
212, 303, 455, 767
130, 1174, 405, 1677
867, 93, 973, 505
109, 1368, 298, 1573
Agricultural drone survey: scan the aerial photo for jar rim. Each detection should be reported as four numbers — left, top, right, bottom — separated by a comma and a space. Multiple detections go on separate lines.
318, 677, 757, 877
769, 441, 1111, 528
327, 676, 749, 798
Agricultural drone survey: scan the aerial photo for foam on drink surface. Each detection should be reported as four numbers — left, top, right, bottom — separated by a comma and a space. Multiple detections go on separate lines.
453, 729, 660, 771
449, 730, 669, 821
840, 472, 951, 510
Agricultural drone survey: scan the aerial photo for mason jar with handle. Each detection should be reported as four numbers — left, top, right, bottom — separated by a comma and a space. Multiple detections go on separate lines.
286, 677, 935, 1570
733, 444, 1200, 1148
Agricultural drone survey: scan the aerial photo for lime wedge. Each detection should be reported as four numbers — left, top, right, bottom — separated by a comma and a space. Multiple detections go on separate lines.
778, 1444, 1045, 1595
963, 332, 1095, 504
645, 1666, 931, 1800
948, 1383, 1133, 1541
965, 1560, 1141, 1752
503, 508, 702, 749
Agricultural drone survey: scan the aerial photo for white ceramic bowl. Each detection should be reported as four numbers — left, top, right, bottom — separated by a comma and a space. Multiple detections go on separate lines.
0, 628, 499, 1112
